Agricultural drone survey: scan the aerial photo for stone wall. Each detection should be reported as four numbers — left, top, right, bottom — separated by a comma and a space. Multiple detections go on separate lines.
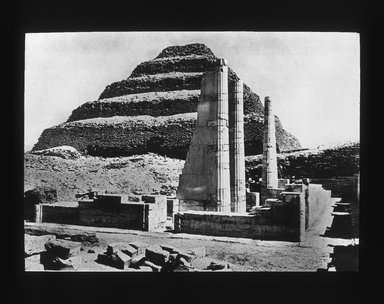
175, 181, 332, 241
174, 208, 300, 241
40, 203, 79, 225
37, 195, 168, 231
77, 201, 148, 230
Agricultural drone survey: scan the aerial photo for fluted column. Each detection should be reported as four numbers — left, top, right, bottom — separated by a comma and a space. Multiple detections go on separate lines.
229, 79, 246, 213
215, 58, 231, 212
261, 96, 278, 203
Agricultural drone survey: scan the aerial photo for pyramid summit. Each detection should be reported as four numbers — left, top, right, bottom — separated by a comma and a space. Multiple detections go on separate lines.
33, 43, 301, 158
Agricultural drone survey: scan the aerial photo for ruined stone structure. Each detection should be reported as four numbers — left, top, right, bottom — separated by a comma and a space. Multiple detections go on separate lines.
177, 59, 232, 212
175, 182, 332, 242
261, 97, 279, 204
32, 194, 169, 232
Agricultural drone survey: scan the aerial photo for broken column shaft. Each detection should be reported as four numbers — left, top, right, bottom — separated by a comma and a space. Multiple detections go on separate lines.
229, 79, 246, 213
261, 96, 278, 203
177, 58, 231, 212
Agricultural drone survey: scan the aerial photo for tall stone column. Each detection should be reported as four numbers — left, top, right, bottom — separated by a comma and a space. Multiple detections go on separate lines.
261, 96, 278, 204
177, 58, 231, 213
229, 79, 246, 213
215, 58, 231, 212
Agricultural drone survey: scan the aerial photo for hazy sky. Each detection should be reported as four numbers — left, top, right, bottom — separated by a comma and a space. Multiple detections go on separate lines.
25, 32, 360, 151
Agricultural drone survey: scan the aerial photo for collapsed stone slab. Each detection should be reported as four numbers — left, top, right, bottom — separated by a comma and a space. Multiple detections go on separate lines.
145, 245, 170, 266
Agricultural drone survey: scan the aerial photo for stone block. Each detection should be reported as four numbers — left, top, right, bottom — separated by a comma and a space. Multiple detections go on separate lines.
187, 247, 206, 258
25, 234, 56, 257
96, 250, 131, 270
128, 195, 142, 202
130, 253, 146, 268
143, 260, 162, 272
142, 195, 166, 204
44, 239, 82, 259
145, 245, 170, 266
107, 242, 138, 257
129, 241, 148, 255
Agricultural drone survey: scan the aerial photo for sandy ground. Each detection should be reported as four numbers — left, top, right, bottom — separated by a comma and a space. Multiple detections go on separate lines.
25, 197, 355, 272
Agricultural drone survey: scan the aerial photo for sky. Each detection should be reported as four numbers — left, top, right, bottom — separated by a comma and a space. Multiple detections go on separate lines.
24, 32, 360, 152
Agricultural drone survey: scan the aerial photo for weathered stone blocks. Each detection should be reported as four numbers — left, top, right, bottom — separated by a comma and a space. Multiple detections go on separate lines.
107, 242, 138, 258
145, 245, 170, 266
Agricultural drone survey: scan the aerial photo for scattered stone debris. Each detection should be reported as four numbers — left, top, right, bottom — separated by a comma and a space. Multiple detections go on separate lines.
107, 242, 138, 258
93, 242, 211, 272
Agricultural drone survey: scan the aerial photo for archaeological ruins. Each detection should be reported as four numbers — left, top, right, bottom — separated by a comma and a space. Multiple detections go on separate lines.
24, 43, 359, 272
26, 57, 340, 243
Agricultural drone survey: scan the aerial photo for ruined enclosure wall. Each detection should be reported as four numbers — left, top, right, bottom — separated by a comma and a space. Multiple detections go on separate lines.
37, 200, 167, 231
76, 202, 146, 230
41, 204, 79, 225
174, 209, 301, 241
